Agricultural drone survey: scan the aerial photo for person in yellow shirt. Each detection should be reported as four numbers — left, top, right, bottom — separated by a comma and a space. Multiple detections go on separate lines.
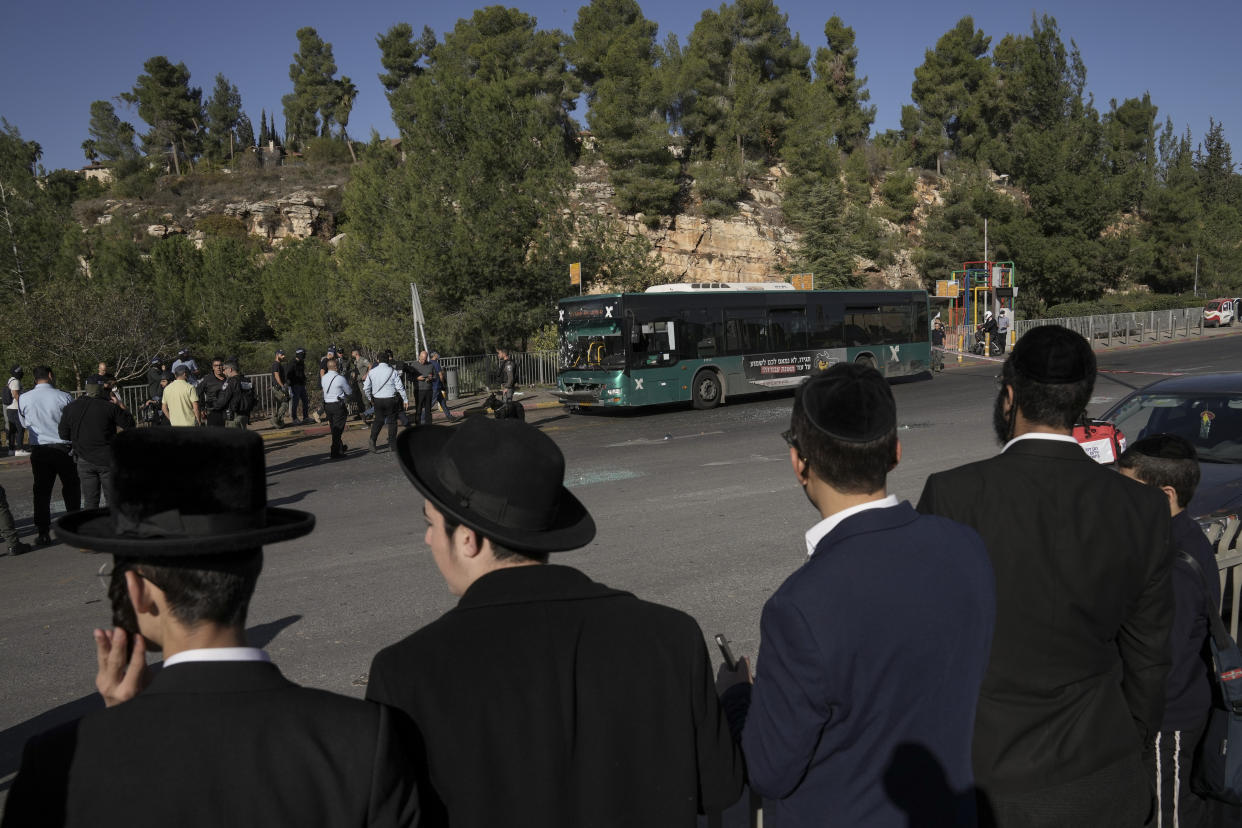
160, 365, 200, 427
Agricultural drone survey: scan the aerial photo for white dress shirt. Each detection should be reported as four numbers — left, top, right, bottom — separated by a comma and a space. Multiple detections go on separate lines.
163, 646, 271, 668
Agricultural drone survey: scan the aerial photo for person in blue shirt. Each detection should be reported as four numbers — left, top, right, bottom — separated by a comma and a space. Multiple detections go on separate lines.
16, 366, 80, 547
1118, 434, 1221, 828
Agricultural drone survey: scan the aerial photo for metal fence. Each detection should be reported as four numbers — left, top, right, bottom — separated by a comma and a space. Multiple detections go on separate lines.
109, 350, 562, 420
1013, 306, 1205, 345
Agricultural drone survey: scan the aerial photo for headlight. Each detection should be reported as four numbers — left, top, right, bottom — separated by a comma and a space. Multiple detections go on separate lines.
1198, 513, 1241, 555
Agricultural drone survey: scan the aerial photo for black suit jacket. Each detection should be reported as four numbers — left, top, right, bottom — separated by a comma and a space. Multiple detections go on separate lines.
918, 437, 1173, 800
366, 564, 744, 828
3, 661, 421, 828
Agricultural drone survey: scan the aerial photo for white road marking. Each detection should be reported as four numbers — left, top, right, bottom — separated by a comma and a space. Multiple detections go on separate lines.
604, 430, 725, 448
702, 454, 784, 466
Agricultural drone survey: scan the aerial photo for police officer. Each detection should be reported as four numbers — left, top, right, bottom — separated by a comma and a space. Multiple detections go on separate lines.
198, 358, 227, 426
288, 348, 310, 424
321, 357, 352, 458
363, 351, 409, 453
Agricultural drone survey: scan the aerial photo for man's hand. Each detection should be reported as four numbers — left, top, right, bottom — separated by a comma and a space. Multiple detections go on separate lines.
94, 627, 149, 707
715, 655, 752, 695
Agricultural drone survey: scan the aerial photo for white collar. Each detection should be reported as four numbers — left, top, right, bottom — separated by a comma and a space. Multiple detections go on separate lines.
1001, 432, 1080, 453
163, 647, 271, 668
805, 494, 900, 558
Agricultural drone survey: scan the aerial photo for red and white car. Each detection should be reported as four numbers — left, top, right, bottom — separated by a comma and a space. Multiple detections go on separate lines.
1204, 298, 1237, 328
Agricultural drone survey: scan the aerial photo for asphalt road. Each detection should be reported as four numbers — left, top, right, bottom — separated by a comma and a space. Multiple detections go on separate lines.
2, 328, 1240, 798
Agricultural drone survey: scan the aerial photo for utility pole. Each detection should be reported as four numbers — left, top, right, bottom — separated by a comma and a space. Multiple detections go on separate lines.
1194, 254, 1200, 297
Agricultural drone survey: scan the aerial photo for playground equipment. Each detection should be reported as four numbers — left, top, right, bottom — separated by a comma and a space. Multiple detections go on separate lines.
934, 261, 1017, 329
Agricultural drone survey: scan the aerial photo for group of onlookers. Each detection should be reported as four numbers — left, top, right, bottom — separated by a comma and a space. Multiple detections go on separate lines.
8, 325, 1217, 828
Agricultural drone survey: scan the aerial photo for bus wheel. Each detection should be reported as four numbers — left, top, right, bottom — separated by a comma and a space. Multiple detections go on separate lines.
855, 354, 878, 371
692, 371, 722, 410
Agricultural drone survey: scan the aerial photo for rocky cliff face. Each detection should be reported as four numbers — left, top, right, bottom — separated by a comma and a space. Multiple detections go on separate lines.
94, 188, 338, 248
89, 160, 948, 289
570, 158, 933, 289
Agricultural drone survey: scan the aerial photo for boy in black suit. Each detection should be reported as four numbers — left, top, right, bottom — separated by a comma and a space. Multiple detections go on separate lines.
3, 429, 421, 828
1119, 434, 1221, 828
367, 417, 742, 827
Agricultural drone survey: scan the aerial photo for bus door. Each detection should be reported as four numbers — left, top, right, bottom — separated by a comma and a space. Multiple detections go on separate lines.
626, 309, 680, 403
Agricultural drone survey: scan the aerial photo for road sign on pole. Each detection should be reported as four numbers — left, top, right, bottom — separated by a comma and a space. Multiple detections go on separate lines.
790, 273, 813, 291
570, 262, 582, 295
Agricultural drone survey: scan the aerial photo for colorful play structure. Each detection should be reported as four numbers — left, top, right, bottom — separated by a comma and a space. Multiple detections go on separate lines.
933, 260, 1017, 328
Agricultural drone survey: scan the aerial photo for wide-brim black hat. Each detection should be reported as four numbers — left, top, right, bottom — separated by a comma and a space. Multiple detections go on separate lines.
394, 418, 595, 553
54, 428, 314, 556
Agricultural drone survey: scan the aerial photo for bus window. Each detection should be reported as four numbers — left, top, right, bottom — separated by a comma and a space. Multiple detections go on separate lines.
807, 301, 844, 349
880, 305, 917, 343
680, 308, 723, 359
844, 307, 879, 345
627, 310, 680, 368
769, 308, 808, 351
724, 307, 766, 354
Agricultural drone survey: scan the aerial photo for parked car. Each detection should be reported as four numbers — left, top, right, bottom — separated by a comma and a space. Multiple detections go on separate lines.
1203, 298, 1236, 328
1094, 373, 1242, 556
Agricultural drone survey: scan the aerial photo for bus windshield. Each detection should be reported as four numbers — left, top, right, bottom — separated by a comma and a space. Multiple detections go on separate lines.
560, 321, 626, 370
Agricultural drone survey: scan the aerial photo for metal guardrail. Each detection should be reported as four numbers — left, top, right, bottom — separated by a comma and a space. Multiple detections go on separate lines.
105, 351, 562, 420
1013, 307, 1205, 345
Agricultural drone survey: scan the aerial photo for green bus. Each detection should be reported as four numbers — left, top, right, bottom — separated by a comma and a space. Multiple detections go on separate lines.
553, 284, 932, 410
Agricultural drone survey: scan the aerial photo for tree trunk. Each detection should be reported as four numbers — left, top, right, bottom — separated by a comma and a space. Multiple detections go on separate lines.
169, 144, 181, 176
343, 129, 357, 164
0, 180, 28, 296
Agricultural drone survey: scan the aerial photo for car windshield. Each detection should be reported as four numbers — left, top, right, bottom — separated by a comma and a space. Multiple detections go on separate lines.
1109, 392, 1242, 463
559, 322, 626, 371
1208, 302, 1222, 310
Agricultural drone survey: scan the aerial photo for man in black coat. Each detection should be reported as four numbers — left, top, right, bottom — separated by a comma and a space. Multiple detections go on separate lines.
918, 325, 1174, 828
58, 376, 134, 509
367, 417, 743, 827
3, 428, 421, 828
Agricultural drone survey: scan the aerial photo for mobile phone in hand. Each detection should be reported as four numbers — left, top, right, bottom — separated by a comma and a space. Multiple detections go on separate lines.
714, 633, 738, 671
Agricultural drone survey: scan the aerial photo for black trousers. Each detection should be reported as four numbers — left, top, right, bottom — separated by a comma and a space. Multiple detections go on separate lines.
77, 459, 111, 510
31, 444, 80, 534
1147, 720, 1220, 828
6, 409, 23, 452
370, 397, 401, 446
416, 386, 432, 425
325, 401, 347, 455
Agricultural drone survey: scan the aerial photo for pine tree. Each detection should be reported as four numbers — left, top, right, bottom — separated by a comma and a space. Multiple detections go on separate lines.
904, 17, 991, 172
119, 56, 204, 174
83, 100, 139, 164
570, 0, 679, 218
236, 113, 255, 150
204, 74, 243, 161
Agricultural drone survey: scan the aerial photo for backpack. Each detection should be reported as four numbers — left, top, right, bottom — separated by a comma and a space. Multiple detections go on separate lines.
236, 379, 257, 415
2, 382, 11, 407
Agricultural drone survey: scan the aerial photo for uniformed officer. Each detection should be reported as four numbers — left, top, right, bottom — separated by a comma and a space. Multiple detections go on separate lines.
321, 358, 352, 459
362, 351, 409, 453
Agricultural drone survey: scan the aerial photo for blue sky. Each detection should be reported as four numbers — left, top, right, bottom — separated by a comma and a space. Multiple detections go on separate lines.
3, 0, 1239, 173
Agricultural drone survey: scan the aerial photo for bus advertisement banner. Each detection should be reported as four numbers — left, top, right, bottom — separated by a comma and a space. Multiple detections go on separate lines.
744, 349, 843, 387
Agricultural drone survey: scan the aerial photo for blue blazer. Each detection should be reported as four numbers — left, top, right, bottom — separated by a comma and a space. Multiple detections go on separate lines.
732, 502, 995, 827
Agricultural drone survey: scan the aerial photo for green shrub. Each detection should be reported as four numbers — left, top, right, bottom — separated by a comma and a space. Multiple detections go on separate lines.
879, 171, 917, 222
196, 214, 249, 239
303, 137, 353, 168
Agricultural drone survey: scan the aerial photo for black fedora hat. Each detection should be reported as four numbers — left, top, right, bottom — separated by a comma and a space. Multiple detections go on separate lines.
54, 428, 314, 556
394, 418, 595, 553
